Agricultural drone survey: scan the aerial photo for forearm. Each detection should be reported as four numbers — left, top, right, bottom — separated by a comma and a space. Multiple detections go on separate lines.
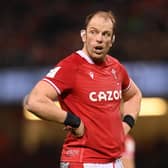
122, 86, 142, 134
122, 91, 141, 120
24, 94, 82, 131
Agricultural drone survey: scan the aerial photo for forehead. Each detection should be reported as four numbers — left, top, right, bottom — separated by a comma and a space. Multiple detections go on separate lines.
87, 14, 113, 32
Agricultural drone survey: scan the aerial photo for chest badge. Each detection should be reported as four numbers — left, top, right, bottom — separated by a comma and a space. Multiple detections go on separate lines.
111, 69, 117, 80
89, 71, 94, 79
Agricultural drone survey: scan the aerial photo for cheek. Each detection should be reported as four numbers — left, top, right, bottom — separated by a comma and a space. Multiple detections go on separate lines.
107, 40, 112, 48
86, 38, 94, 47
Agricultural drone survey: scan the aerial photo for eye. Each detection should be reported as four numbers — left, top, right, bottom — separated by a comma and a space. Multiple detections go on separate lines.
90, 30, 96, 34
103, 32, 111, 37
88, 28, 98, 35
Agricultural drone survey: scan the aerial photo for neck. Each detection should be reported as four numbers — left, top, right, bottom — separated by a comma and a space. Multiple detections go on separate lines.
81, 48, 106, 64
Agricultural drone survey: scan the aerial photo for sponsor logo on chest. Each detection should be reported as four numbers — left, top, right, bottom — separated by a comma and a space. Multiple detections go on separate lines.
89, 90, 122, 102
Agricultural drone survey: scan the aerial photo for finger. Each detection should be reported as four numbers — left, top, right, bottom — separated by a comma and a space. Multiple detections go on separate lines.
63, 125, 72, 131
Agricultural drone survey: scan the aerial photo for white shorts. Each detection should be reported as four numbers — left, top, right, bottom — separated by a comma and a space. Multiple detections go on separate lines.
60, 159, 124, 168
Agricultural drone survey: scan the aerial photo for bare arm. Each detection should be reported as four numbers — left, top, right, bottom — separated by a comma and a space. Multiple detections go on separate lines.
122, 79, 142, 134
24, 80, 84, 137
24, 80, 67, 123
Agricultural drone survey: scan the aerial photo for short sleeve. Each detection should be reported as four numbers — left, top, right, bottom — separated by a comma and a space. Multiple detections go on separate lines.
120, 64, 131, 91
43, 60, 77, 94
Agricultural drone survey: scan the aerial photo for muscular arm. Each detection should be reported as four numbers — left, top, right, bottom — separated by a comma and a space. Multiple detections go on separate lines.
122, 79, 142, 134
24, 81, 84, 137
24, 80, 67, 123
24, 80, 84, 137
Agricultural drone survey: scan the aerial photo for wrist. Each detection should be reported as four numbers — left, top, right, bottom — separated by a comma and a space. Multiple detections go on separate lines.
123, 114, 135, 129
64, 112, 81, 128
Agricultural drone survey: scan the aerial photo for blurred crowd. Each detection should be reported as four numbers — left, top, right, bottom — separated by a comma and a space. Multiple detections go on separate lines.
0, 0, 167, 68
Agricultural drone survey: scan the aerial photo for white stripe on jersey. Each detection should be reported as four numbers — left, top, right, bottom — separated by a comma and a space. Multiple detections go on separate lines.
43, 78, 61, 95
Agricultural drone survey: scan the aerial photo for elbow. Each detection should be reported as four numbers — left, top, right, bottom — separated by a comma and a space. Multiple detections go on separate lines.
23, 94, 36, 113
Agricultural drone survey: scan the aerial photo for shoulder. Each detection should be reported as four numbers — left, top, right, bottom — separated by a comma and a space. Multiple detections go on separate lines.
107, 55, 129, 80
106, 55, 123, 68
57, 52, 83, 67
59, 52, 83, 64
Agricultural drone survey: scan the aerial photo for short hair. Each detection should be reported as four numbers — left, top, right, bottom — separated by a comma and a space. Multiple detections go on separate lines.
84, 10, 116, 33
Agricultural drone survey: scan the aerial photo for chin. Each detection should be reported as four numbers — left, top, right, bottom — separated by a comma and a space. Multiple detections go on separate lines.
92, 55, 105, 63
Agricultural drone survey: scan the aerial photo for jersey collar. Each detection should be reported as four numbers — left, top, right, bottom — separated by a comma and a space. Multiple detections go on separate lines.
76, 50, 94, 64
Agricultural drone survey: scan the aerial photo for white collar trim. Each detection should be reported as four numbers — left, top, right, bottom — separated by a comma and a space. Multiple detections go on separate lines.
76, 50, 94, 64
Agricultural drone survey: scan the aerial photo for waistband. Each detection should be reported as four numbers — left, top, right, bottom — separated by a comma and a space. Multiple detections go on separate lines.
60, 159, 123, 168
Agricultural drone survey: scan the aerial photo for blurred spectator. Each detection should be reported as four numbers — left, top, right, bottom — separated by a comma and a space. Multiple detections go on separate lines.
0, 0, 167, 66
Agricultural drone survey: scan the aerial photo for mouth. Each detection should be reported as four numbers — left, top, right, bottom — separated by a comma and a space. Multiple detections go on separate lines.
94, 46, 104, 54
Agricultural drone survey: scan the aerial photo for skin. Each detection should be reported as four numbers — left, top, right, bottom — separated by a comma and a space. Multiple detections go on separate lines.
24, 12, 142, 137
81, 14, 113, 63
122, 157, 135, 168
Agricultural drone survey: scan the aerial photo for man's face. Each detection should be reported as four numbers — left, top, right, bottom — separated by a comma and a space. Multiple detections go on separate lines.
82, 14, 114, 62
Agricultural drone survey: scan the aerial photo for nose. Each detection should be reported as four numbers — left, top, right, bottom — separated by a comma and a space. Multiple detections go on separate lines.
96, 33, 103, 42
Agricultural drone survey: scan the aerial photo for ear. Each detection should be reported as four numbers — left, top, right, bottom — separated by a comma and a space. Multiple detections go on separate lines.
80, 29, 86, 42
112, 34, 115, 44
109, 34, 115, 47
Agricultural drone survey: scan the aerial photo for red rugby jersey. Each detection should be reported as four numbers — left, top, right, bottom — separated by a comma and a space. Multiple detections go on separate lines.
43, 50, 130, 163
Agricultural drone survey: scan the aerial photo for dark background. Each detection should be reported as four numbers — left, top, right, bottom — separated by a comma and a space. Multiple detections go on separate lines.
0, 0, 168, 167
